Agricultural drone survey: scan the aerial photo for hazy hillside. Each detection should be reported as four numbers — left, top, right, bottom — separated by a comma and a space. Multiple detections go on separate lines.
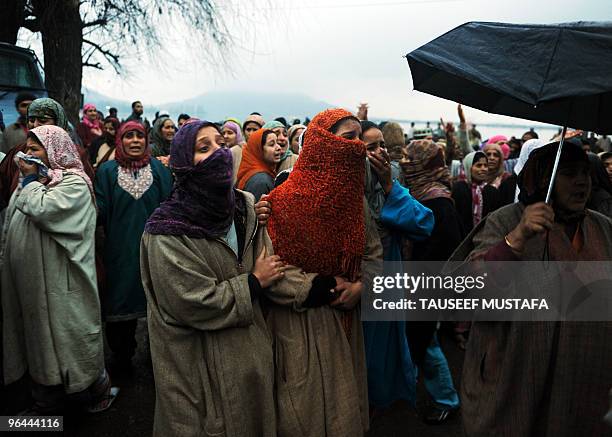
83, 88, 336, 123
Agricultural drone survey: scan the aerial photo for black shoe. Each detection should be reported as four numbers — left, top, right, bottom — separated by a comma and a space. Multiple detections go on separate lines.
423, 404, 457, 425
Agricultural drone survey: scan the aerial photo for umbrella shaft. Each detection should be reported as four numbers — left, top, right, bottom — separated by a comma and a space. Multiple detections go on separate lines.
545, 126, 568, 204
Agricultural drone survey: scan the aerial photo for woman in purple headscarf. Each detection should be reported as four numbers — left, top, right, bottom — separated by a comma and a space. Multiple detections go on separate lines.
140, 120, 282, 437
223, 120, 245, 184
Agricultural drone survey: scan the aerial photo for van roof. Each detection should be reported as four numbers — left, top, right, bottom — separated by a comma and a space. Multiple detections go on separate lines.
0, 42, 38, 58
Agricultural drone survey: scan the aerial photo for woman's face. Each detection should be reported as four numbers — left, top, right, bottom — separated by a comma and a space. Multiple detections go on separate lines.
333, 119, 362, 140
222, 127, 238, 147
453, 142, 464, 161
363, 128, 385, 153
552, 161, 591, 212
290, 128, 305, 153
272, 127, 289, 153
262, 133, 282, 165
485, 148, 501, 171
161, 119, 176, 141
122, 130, 146, 158
193, 126, 226, 165
103, 122, 116, 138
471, 157, 489, 183
85, 107, 98, 121
603, 157, 612, 182
29, 115, 55, 129
25, 137, 50, 167
243, 122, 260, 141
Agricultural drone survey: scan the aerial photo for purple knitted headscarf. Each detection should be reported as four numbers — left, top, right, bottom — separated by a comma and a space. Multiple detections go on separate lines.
145, 120, 236, 238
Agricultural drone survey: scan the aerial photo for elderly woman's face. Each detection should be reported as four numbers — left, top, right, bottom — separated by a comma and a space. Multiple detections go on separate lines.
552, 161, 591, 212
262, 133, 282, 166
485, 147, 501, 171
194, 126, 225, 165
25, 137, 50, 167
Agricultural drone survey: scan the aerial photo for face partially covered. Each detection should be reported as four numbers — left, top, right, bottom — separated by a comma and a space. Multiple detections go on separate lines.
363, 127, 385, 154
332, 118, 362, 141
552, 161, 591, 212
243, 122, 260, 141
122, 130, 146, 158
25, 136, 50, 167
193, 126, 226, 165
290, 127, 305, 153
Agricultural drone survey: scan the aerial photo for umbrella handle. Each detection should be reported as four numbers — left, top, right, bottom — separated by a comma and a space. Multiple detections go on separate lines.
545, 125, 568, 204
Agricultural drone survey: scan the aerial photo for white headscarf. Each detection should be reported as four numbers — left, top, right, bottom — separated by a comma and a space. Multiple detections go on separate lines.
514, 138, 546, 202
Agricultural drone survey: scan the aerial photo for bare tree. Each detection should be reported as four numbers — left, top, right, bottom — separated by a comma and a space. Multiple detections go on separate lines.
0, 0, 234, 124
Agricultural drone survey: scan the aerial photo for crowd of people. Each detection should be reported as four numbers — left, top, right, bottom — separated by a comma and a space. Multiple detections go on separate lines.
0, 92, 611, 436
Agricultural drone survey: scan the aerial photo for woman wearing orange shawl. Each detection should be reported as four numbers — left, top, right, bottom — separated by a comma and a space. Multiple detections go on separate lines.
236, 128, 281, 200
261, 109, 383, 437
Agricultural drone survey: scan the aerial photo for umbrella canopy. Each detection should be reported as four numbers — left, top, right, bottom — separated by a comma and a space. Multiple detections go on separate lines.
406, 21, 612, 134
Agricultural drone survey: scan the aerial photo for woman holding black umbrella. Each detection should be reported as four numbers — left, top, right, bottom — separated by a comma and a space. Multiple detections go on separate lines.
448, 141, 612, 437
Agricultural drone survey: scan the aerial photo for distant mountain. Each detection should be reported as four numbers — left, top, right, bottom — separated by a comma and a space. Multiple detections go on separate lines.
83, 88, 336, 123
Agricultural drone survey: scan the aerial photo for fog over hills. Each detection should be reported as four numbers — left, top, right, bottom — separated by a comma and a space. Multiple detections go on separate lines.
83, 88, 336, 123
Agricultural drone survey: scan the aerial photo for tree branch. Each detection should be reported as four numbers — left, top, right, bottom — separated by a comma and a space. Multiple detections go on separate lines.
82, 18, 107, 28
83, 62, 103, 70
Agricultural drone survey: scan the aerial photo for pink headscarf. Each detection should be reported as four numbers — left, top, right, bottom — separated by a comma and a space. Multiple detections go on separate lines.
82, 103, 102, 130
29, 125, 94, 198
486, 135, 508, 145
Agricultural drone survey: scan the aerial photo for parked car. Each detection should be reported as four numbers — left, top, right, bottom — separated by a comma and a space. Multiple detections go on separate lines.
0, 42, 47, 127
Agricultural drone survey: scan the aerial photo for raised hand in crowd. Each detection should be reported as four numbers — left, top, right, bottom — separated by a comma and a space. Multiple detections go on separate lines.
368, 147, 393, 194
457, 103, 466, 128
357, 102, 369, 121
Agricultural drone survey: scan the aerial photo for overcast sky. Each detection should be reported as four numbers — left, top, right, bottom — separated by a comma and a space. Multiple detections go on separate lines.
26, 0, 612, 125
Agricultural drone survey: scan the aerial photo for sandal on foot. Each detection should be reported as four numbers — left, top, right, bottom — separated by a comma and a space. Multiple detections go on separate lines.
87, 387, 119, 413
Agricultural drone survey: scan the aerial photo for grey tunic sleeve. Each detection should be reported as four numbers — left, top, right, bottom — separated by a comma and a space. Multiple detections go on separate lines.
244, 172, 274, 201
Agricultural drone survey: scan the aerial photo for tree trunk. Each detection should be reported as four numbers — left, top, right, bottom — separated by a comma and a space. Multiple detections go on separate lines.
0, 0, 27, 44
33, 0, 83, 125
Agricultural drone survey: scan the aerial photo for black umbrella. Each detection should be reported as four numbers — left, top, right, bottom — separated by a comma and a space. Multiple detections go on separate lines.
406, 21, 612, 202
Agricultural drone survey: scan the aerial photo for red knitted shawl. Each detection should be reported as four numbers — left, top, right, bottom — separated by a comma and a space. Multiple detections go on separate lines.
267, 109, 366, 281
